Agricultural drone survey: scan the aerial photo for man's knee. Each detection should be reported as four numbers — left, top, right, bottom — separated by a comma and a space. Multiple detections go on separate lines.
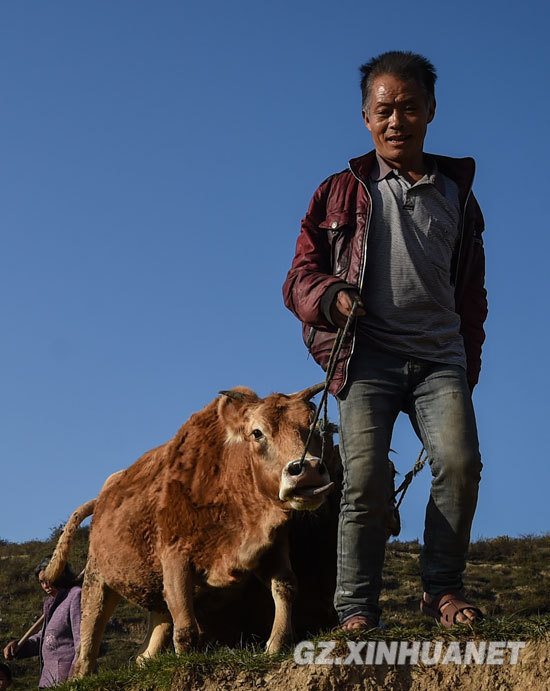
433, 448, 482, 481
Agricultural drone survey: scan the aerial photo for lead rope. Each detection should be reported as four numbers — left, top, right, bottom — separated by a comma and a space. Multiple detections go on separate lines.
298, 300, 359, 468
298, 298, 428, 507
392, 446, 428, 510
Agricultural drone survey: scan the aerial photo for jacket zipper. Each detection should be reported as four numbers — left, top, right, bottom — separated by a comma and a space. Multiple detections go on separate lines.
340, 165, 373, 390
453, 160, 475, 289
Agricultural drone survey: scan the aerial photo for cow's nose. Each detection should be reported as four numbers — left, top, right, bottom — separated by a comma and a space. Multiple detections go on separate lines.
287, 458, 327, 476
287, 460, 303, 476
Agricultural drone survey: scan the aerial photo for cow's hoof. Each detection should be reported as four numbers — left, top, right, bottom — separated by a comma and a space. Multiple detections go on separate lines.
266, 634, 290, 654
72, 661, 92, 679
174, 625, 200, 653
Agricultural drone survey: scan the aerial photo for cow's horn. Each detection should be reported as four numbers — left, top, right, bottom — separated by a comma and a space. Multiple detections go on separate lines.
219, 390, 248, 402
291, 383, 325, 400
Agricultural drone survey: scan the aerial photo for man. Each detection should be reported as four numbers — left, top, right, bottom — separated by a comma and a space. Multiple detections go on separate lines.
283, 51, 487, 630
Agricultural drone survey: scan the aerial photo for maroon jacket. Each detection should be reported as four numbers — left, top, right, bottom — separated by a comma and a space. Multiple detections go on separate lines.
283, 150, 488, 394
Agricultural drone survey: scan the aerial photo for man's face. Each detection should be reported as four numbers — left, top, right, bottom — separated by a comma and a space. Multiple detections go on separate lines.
363, 74, 435, 170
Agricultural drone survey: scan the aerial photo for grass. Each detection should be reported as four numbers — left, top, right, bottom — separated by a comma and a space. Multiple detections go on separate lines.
1, 531, 549, 689
53, 615, 550, 690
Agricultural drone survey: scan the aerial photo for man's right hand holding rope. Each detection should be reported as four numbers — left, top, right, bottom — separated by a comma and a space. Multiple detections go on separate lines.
330, 289, 366, 328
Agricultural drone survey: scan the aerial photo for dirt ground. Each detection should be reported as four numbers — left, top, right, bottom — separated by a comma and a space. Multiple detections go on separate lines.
170, 641, 549, 691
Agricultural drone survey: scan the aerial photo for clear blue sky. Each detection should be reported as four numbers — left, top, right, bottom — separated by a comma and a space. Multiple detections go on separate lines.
1, 1, 549, 544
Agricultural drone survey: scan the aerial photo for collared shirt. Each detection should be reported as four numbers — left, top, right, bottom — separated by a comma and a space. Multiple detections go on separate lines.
356, 153, 466, 368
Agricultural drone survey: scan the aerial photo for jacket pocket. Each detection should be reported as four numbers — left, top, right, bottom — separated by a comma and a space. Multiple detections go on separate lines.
319, 211, 355, 277
319, 210, 355, 231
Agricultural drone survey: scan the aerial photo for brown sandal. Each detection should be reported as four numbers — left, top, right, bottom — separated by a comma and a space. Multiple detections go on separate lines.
420, 591, 484, 628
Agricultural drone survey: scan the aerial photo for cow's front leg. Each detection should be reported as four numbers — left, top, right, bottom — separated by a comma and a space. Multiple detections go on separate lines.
255, 533, 297, 653
160, 548, 199, 652
266, 571, 297, 653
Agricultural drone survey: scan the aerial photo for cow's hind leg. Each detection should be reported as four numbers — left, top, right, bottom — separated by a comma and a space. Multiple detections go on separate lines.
136, 610, 173, 665
73, 564, 121, 678
160, 548, 199, 652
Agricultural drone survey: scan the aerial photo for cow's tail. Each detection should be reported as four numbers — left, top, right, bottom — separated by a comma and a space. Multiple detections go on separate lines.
44, 499, 96, 584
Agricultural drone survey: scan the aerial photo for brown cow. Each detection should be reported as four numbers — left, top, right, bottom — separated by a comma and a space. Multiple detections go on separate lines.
192, 447, 401, 647
45, 384, 336, 677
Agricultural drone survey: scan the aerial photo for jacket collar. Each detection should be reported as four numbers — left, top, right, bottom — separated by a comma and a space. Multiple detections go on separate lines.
349, 149, 476, 208
44, 587, 70, 622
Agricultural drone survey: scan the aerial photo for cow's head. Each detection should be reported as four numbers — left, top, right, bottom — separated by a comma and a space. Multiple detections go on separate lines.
218, 385, 334, 511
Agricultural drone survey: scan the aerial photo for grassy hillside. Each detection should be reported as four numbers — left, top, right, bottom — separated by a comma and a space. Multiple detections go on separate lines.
0, 526, 146, 689
0, 531, 548, 689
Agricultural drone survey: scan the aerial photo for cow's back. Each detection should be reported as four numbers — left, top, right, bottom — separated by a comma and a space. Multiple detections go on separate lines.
87, 399, 245, 610
89, 440, 177, 609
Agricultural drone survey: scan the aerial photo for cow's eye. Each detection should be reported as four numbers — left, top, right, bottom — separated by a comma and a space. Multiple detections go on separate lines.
251, 429, 264, 441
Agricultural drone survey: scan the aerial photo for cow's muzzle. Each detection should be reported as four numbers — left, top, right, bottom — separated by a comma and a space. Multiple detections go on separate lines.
279, 457, 334, 509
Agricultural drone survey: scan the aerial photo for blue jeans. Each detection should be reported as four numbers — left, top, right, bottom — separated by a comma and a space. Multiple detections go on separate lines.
334, 343, 482, 623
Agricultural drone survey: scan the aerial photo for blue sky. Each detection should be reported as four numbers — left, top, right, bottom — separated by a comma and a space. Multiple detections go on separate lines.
1, 1, 549, 545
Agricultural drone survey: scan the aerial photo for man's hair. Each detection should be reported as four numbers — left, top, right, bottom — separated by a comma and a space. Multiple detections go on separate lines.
359, 51, 437, 112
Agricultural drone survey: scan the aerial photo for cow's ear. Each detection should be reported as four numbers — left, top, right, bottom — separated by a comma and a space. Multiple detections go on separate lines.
218, 387, 258, 443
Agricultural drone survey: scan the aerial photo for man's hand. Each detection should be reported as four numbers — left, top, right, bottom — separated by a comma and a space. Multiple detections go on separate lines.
330, 290, 366, 328
4, 640, 19, 660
